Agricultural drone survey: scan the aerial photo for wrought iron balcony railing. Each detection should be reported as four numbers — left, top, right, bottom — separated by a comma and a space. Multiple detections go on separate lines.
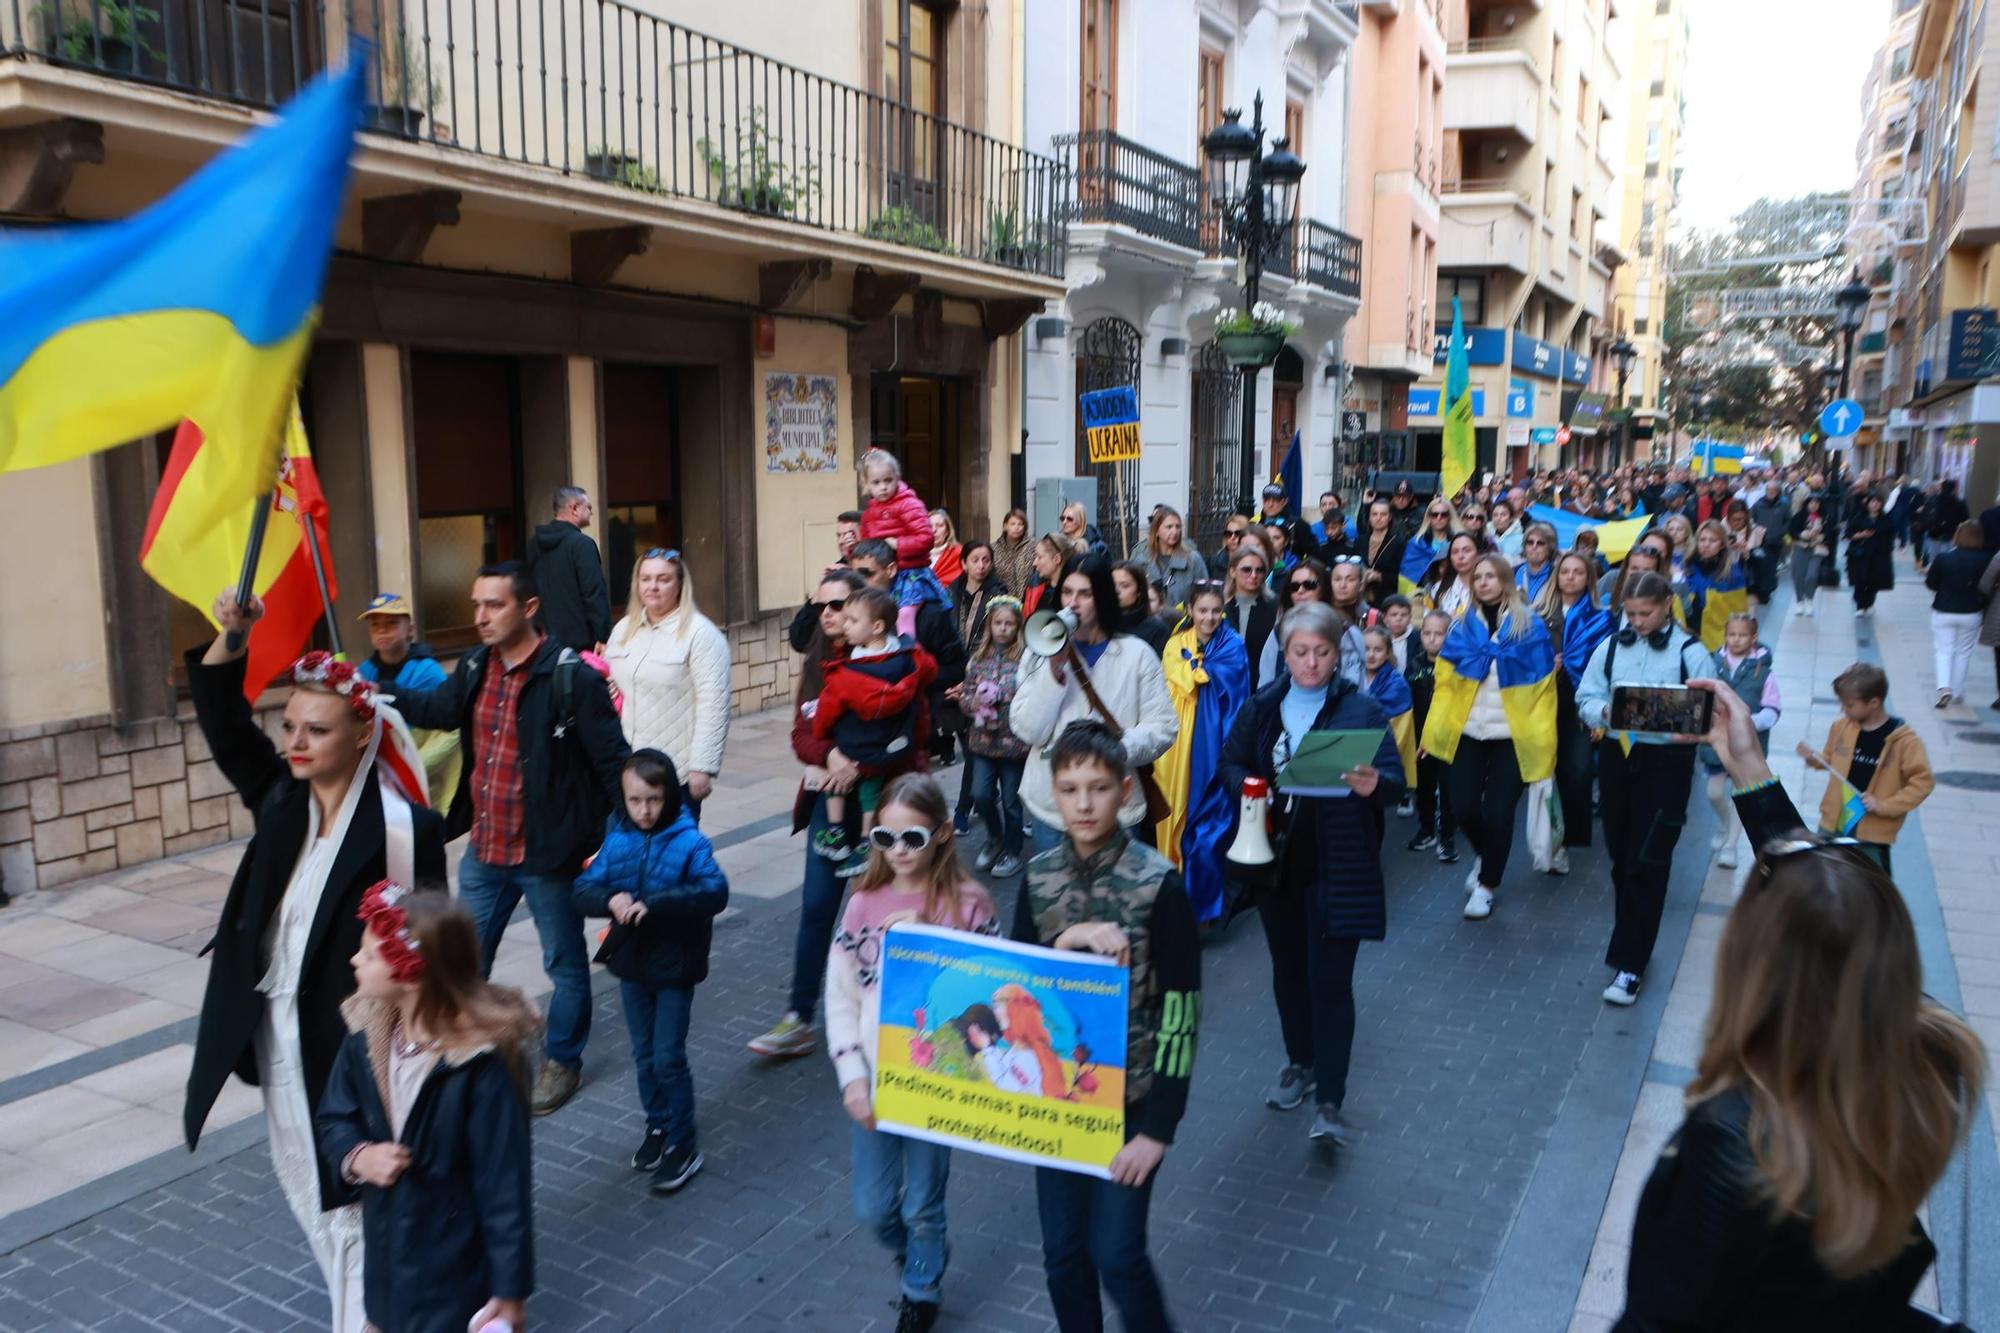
1302, 220, 1362, 299
1054, 130, 1202, 251
1, 0, 1067, 277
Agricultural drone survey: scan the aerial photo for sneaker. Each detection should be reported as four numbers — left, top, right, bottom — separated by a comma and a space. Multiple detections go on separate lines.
1263, 1063, 1315, 1111
973, 842, 1000, 871
1436, 837, 1461, 864
631, 1127, 667, 1172
1407, 829, 1438, 852
1463, 886, 1494, 920
1308, 1103, 1351, 1146
1548, 847, 1570, 876
1465, 862, 1483, 893
835, 850, 870, 879
1396, 794, 1417, 818
650, 1142, 703, 1194
894, 1298, 941, 1333
748, 1012, 817, 1058
1603, 971, 1642, 1006
1937, 690, 1953, 710
952, 812, 972, 835
810, 827, 851, 862
1716, 843, 1738, 870
530, 1062, 581, 1117
990, 853, 1024, 878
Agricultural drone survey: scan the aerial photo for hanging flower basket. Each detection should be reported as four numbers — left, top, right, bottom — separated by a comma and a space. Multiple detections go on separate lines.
1217, 331, 1286, 367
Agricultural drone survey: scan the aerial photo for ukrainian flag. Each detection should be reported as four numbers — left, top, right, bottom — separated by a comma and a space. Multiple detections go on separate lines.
1527, 504, 1655, 564
1836, 778, 1868, 835
1365, 663, 1418, 787
1419, 609, 1559, 782
1686, 560, 1749, 652
0, 60, 362, 531
1691, 439, 1745, 476
1400, 534, 1442, 598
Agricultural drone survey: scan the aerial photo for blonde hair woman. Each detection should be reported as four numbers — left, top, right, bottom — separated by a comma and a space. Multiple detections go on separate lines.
604, 548, 733, 813
1619, 678, 1985, 1329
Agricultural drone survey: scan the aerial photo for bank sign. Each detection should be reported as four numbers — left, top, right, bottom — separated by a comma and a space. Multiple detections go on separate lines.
1409, 388, 1487, 417
1511, 334, 1591, 385
1433, 327, 1508, 366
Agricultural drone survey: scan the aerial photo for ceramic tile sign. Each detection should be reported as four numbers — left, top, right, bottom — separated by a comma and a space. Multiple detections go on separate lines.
764, 372, 838, 473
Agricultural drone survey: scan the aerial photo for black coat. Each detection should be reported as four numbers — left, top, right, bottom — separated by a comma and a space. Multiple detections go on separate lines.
1217, 676, 1405, 940
316, 999, 535, 1332
911, 598, 968, 725
1845, 510, 1896, 593
527, 520, 613, 651
1228, 596, 1280, 689
181, 652, 447, 1211
1927, 493, 1970, 540
1359, 531, 1407, 607
1925, 545, 1992, 614
394, 637, 629, 874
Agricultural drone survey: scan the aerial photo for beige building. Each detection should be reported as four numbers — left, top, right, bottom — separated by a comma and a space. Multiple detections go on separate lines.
1608, 0, 1687, 464
1435, 0, 1626, 480
0, 1, 1062, 889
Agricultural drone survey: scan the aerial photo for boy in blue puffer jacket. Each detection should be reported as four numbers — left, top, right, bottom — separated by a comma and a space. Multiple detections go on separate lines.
573, 749, 729, 1194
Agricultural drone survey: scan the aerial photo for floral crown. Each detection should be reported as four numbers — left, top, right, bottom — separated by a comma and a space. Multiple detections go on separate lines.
291, 651, 379, 722
358, 879, 425, 982
985, 595, 1024, 616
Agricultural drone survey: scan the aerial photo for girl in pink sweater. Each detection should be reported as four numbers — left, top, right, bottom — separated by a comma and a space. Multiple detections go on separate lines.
825, 771, 997, 1332
860, 448, 952, 638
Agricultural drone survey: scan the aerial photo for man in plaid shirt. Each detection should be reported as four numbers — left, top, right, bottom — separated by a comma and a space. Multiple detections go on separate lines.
395, 561, 628, 1113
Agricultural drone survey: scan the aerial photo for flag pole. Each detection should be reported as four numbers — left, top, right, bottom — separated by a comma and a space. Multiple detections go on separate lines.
300, 512, 342, 660
222, 492, 274, 653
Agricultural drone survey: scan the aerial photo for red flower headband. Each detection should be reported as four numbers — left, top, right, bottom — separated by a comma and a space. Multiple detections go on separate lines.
291, 651, 378, 723
358, 879, 424, 982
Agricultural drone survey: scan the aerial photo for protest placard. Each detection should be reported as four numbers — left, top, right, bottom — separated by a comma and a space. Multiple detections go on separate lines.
873, 922, 1129, 1178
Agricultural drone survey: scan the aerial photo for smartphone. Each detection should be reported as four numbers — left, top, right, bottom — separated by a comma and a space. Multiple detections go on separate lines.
1609, 685, 1713, 736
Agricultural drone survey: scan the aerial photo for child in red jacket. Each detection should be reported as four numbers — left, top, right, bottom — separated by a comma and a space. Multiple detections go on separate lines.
811, 586, 938, 873
859, 448, 952, 638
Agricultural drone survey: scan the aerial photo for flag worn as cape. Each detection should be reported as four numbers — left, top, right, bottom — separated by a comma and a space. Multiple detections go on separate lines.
1419, 608, 1558, 782
141, 400, 336, 702
1154, 623, 1250, 923
1441, 297, 1475, 503
0, 61, 361, 532
1527, 504, 1656, 564
1400, 533, 1442, 597
1365, 663, 1418, 786
1685, 559, 1749, 652
1559, 601, 1617, 686
1517, 559, 1554, 603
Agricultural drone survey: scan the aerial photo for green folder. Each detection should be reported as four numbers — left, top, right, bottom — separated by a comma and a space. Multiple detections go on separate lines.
1277, 729, 1388, 794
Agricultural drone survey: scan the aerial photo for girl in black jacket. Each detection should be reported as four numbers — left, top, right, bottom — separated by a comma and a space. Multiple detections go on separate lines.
1218, 601, 1406, 1149
1924, 520, 1993, 707
318, 886, 541, 1333
1616, 680, 1985, 1333
1845, 493, 1895, 615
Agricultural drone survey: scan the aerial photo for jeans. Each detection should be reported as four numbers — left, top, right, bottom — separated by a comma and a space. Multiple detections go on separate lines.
968, 753, 1026, 855
1258, 874, 1363, 1109
457, 855, 590, 1070
1789, 548, 1823, 600
790, 793, 848, 1020
1026, 811, 1066, 857
1451, 737, 1525, 890
1599, 742, 1697, 976
850, 1125, 951, 1303
619, 982, 695, 1145
1035, 1162, 1173, 1332
1933, 610, 1983, 700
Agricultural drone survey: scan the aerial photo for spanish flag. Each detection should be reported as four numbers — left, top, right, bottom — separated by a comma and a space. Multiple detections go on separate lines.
0, 61, 361, 532
1419, 609, 1559, 782
141, 401, 336, 703
1686, 559, 1748, 652
1365, 663, 1418, 786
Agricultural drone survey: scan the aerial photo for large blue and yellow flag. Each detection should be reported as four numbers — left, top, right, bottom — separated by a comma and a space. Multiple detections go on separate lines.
1692, 440, 1745, 476
0, 61, 362, 531
1365, 662, 1418, 788
1527, 503, 1655, 564
1153, 623, 1251, 924
1686, 559, 1749, 652
1400, 533, 1442, 598
1419, 608, 1559, 782
1441, 296, 1475, 503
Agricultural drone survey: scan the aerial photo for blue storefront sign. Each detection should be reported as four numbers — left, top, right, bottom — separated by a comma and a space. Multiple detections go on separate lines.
1561, 348, 1592, 385
1409, 387, 1487, 417
1433, 326, 1509, 366
1946, 308, 1998, 381
1507, 382, 1533, 418
1529, 427, 1559, 446
1511, 333, 1561, 380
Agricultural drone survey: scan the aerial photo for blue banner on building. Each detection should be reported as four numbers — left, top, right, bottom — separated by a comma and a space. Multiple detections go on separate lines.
1507, 383, 1533, 419
1433, 326, 1508, 366
1410, 387, 1487, 418
1561, 348, 1592, 385
1946, 308, 1999, 381
1512, 333, 1561, 380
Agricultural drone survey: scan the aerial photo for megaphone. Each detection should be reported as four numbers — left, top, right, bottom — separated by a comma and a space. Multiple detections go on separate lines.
1025, 608, 1079, 657
1226, 776, 1275, 866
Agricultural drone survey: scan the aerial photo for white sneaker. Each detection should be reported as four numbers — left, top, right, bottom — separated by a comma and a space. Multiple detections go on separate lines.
1603, 971, 1642, 1006
1463, 886, 1494, 920
1465, 861, 1483, 893
1549, 847, 1570, 876
1717, 843, 1738, 870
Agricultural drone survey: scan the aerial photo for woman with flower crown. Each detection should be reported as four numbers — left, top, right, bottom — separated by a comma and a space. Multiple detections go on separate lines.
182, 590, 446, 1333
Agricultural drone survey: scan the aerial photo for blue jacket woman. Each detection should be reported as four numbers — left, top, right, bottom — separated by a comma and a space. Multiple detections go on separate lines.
573, 806, 730, 988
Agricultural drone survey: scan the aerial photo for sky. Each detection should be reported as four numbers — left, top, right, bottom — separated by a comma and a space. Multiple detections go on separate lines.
1675, 0, 1889, 232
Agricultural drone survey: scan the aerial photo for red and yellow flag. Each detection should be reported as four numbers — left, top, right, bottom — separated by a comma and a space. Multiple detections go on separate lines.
141, 399, 336, 701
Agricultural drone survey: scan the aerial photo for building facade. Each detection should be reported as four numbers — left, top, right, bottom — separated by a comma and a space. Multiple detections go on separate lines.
1434, 0, 1626, 481
1021, 0, 1364, 558
1608, 0, 1686, 466
0, 0, 1063, 889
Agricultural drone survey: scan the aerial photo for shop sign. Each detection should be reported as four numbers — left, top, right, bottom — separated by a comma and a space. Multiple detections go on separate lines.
764, 373, 840, 473
1080, 386, 1143, 464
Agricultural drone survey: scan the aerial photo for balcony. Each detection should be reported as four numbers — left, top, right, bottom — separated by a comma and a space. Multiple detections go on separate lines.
1444, 39, 1543, 146
1300, 220, 1363, 299
0, 1, 1066, 278
1055, 131, 1200, 252
1439, 179, 1535, 273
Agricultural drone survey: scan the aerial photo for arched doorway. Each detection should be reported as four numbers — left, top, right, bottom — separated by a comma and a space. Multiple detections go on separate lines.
1271, 344, 1305, 476
1188, 340, 1241, 555
1073, 317, 1143, 557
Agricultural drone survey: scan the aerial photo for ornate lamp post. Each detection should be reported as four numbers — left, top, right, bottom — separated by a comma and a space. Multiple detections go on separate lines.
1610, 336, 1637, 465
1835, 266, 1871, 399
1203, 93, 1306, 513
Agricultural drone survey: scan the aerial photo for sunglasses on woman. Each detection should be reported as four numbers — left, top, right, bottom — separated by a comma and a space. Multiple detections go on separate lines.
869, 825, 935, 852
644, 547, 682, 562
817, 597, 849, 612
1288, 578, 1320, 592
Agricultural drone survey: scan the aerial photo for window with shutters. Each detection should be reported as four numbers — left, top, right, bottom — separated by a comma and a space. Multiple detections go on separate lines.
1081, 0, 1117, 134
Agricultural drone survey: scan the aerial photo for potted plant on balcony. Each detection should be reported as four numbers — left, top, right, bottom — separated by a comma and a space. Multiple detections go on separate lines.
366, 34, 447, 139
36, 0, 160, 74
584, 147, 662, 192
698, 111, 819, 217
982, 206, 1027, 267
865, 204, 953, 254
1214, 303, 1295, 368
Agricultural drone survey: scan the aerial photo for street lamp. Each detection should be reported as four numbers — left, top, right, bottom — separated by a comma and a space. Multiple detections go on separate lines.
1610, 337, 1637, 464
1835, 266, 1871, 399
1204, 93, 1306, 513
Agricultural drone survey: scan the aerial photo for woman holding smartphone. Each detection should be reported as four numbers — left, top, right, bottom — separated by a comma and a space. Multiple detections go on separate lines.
1575, 570, 1717, 1009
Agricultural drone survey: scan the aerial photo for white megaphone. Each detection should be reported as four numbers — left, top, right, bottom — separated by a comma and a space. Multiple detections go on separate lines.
1025, 607, 1079, 657
1226, 776, 1274, 866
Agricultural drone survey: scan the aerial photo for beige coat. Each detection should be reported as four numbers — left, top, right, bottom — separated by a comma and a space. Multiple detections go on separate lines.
1815, 716, 1934, 845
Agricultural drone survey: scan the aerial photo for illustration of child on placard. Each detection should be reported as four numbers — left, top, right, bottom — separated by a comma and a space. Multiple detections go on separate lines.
953, 1003, 1045, 1096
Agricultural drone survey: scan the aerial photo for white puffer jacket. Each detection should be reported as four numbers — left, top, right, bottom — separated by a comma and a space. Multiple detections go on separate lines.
1009, 636, 1176, 828
604, 609, 732, 777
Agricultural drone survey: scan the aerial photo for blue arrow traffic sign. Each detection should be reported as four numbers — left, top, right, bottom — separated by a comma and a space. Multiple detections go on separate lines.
1818, 398, 1862, 438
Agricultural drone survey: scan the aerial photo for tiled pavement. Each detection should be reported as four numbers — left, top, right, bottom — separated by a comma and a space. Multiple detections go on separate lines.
0, 584, 1994, 1331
